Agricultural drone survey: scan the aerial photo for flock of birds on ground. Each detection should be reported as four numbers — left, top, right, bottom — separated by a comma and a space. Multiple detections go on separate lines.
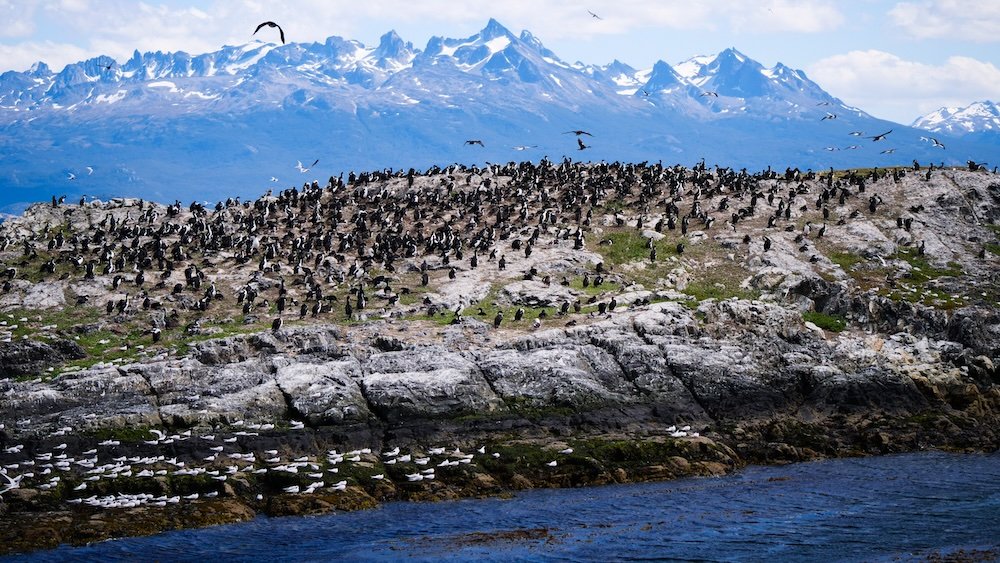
1, 13, 996, 519
0, 417, 700, 508
2, 152, 995, 353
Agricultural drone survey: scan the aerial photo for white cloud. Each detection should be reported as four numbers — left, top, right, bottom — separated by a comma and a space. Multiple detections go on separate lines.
0, 40, 91, 72
733, 0, 845, 34
0, 0, 38, 38
889, 0, 1000, 41
808, 50, 1000, 122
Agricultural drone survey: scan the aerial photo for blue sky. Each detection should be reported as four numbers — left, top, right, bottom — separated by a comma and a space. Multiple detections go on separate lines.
1, 0, 998, 123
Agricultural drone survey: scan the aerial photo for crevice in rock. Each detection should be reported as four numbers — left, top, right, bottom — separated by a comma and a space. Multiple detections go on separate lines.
129, 367, 166, 428
272, 374, 313, 428
668, 365, 717, 425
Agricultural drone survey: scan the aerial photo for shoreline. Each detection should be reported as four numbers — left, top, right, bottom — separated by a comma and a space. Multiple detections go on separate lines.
2, 410, 998, 556
1, 163, 998, 555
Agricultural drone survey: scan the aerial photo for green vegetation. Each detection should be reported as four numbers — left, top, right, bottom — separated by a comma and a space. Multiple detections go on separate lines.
589, 229, 683, 268
802, 310, 847, 332
896, 248, 963, 283
84, 425, 155, 443
682, 280, 758, 304
828, 251, 863, 272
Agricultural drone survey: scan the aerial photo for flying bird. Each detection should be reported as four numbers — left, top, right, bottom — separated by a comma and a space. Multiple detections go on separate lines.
869, 129, 892, 141
512, 145, 537, 151
588, 10, 602, 19
295, 160, 310, 173
564, 130, 593, 136
85, 166, 94, 175
700, 91, 719, 97
253, 21, 286, 44
880, 148, 897, 154
821, 112, 837, 121
67, 172, 76, 180
848, 131, 864, 136
930, 137, 946, 149
465, 140, 485, 147
577, 138, 589, 150
310, 158, 319, 167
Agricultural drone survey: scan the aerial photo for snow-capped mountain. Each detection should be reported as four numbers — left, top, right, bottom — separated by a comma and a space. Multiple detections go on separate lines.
0, 19, 995, 213
911, 101, 1000, 135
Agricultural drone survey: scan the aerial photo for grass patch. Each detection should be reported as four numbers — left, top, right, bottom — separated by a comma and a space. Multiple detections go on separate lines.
590, 230, 681, 267
83, 425, 154, 443
828, 251, 863, 272
896, 248, 963, 283
802, 310, 847, 332
682, 280, 757, 303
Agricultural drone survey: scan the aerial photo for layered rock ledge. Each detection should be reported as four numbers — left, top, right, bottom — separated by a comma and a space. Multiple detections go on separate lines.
1, 163, 998, 553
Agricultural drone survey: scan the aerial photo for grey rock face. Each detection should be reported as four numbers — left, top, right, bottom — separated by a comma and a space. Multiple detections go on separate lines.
362, 348, 505, 421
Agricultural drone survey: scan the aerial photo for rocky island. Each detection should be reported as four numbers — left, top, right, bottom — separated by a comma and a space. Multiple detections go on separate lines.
1, 160, 998, 555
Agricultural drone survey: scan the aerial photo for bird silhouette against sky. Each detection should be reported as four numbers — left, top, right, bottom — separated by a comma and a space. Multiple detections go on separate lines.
253, 21, 285, 44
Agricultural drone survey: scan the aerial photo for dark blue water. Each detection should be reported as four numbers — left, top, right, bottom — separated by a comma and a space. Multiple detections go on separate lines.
14, 451, 1000, 562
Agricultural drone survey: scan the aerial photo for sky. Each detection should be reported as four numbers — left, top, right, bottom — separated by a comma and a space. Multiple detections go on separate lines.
1, 0, 999, 124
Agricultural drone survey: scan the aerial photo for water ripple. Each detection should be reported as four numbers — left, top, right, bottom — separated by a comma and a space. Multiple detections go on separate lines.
11, 451, 1000, 563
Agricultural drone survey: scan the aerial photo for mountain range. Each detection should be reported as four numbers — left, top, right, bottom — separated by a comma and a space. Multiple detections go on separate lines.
1, 18, 997, 213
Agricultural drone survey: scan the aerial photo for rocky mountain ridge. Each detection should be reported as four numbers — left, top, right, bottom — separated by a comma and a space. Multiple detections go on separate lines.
2, 19, 996, 214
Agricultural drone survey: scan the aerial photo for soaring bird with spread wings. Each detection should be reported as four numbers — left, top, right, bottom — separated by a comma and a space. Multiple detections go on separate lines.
254, 21, 285, 44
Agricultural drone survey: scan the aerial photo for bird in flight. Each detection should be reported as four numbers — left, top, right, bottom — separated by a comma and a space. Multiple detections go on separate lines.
880, 148, 896, 154
564, 130, 593, 137
588, 10, 602, 20
67, 172, 76, 180
253, 21, 286, 44
270, 176, 279, 182
85, 166, 94, 175
816, 101, 832, 106
641, 89, 651, 97
821, 112, 837, 121
101, 58, 115, 72
295, 160, 310, 173
310, 159, 319, 167
512, 145, 537, 151
577, 138, 589, 150
700, 91, 719, 97
920, 137, 944, 149
869, 129, 892, 141
848, 131, 864, 136
465, 140, 485, 147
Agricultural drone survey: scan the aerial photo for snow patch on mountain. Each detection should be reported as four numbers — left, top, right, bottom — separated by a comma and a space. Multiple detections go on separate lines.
911, 101, 1000, 135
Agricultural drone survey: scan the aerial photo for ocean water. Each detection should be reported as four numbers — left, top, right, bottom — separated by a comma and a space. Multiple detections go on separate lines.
15, 451, 1000, 562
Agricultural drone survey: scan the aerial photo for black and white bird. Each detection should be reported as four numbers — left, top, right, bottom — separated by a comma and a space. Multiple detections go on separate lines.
465, 140, 485, 147
587, 10, 602, 19
869, 129, 892, 141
